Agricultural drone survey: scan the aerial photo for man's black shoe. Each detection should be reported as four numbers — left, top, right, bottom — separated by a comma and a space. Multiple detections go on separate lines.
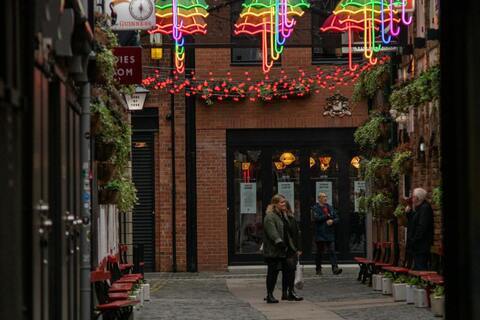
316, 269, 322, 276
332, 266, 343, 275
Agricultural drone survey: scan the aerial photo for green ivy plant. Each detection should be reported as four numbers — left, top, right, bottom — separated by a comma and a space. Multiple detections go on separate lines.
432, 186, 442, 208
383, 272, 395, 279
91, 101, 118, 144
393, 203, 406, 218
104, 179, 122, 191
116, 175, 138, 213
389, 66, 440, 112
363, 157, 392, 183
352, 64, 390, 102
391, 150, 413, 178
96, 49, 117, 86
357, 195, 370, 215
354, 115, 387, 151
407, 277, 421, 286
369, 192, 393, 217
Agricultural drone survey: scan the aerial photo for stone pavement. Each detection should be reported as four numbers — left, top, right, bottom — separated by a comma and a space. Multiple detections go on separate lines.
135, 266, 437, 320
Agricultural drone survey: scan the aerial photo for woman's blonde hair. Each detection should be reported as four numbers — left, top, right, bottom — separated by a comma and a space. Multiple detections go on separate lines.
285, 200, 294, 217
267, 194, 286, 213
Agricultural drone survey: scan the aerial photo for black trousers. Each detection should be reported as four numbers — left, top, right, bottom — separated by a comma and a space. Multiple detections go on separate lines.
315, 241, 338, 271
265, 257, 287, 294
282, 254, 297, 294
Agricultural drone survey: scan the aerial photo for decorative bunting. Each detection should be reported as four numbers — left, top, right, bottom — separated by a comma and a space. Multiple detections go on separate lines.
234, 0, 310, 73
149, 0, 209, 73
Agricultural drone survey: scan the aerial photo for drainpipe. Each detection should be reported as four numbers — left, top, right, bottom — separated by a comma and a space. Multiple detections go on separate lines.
79, 81, 91, 320
170, 47, 177, 272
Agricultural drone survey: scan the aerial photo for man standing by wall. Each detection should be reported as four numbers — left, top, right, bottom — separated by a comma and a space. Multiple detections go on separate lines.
312, 192, 342, 275
406, 188, 434, 270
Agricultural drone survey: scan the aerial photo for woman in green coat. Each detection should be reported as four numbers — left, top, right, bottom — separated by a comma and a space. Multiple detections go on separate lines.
281, 200, 303, 301
263, 194, 288, 303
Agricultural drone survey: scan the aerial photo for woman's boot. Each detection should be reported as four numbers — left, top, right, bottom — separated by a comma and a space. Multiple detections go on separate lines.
266, 293, 279, 303
288, 289, 304, 301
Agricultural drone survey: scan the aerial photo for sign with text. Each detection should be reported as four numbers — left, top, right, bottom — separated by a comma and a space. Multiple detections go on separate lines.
240, 183, 257, 214
105, 0, 156, 31
113, 47, 142, 84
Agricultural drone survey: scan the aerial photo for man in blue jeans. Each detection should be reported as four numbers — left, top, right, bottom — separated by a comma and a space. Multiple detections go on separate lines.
312, 193, 342, 275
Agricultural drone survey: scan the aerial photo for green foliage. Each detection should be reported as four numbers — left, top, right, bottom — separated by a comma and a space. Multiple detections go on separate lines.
394, 275, 409, 284
91, 101, 117, 144
432, 186, 442, 207
407, 277, 421, 286
393, 203, 406, 218
389, 66, 440, 112
96, 49, 117, 86
433, 285, 445, 298
363, 157, 392, 182
357, 195, 369, 214
354, 115, 386, 151
391, 150, 413, 178
352, 64, 390, 102
104, 179, 122, 191
369, 192, 393, 216
383, 272, 394, 279
116, 175, 138, 213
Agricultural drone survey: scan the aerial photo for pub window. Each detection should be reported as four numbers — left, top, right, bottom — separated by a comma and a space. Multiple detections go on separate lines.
311, 0, 362, 63
230, 0, 262, 65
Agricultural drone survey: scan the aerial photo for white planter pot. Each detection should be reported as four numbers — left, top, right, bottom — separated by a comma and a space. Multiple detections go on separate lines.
414, 288, 428, 308
430, 294, 445, 317
143, 283, 150, 301
406, 285, 416, 304
393, 283, 407, 301
373, 275, 383, 291
382, 277, 393, 295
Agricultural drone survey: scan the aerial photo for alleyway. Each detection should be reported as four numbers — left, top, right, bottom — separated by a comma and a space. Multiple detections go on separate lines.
136, 267, 436, 320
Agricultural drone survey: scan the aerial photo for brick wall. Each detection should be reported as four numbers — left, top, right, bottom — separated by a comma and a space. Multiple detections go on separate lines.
142, 10, 370, 271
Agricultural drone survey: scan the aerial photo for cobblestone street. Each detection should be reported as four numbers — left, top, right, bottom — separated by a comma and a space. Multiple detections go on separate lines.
135, 267, 437, 320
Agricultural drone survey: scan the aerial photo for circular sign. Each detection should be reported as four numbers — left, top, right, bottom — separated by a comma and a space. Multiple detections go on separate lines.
129, 0, 154, 21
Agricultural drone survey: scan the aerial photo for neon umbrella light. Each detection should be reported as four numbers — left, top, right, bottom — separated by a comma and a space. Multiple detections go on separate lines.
149, 0, 209, 73
235, 0, 309, 73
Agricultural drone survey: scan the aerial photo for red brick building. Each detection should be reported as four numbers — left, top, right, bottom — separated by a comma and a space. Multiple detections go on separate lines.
131, 0, 387, 272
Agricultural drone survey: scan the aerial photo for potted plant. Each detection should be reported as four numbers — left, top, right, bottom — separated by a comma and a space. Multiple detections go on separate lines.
373, 273, 384, 291
430, 285, 445, 317
406, 277, 420, 304
392, 275, 409, 301
99, 180, 121, 204
432, 186, 442, 210
370, 192, 394, 219
382, 272, 394, 295
414, 281, 429, 308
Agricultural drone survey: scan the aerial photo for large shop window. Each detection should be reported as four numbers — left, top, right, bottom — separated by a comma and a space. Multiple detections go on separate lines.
311, 0, 362, 63
233, 150, 263, 254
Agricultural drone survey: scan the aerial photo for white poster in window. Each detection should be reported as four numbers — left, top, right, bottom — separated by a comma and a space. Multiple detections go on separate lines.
354, 181, 366, 212
316, 181, 333, 206
278, 182, 295, 213
240, 183, 257, 214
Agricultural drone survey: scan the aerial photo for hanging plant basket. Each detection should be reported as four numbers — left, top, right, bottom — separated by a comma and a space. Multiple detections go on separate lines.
91, 112, 102, 136
97, 162, 116, 185
95, 140, 116, 161
98, 189, 120, 204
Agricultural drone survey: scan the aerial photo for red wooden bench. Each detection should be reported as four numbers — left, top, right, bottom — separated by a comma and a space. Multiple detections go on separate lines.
91, 270, 139, 320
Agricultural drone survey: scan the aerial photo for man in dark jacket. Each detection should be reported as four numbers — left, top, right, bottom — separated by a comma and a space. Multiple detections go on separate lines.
406, 188, 434, 270
311, 192, 342, 275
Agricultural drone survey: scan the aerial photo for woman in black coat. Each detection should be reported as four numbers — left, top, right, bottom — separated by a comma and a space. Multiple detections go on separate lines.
281, 200, 303, 301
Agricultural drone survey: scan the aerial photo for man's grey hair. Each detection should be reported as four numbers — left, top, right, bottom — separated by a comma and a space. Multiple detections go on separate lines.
413, 188, 428, 201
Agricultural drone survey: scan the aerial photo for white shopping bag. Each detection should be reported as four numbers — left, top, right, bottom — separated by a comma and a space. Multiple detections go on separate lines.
294, 261, 304, 290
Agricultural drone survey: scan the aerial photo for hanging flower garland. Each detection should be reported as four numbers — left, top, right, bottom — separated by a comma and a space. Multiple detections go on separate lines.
142, 57, 389, 105
234, 0, 310, 73
148, 0, 209, 73
321, 0, 413, 71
